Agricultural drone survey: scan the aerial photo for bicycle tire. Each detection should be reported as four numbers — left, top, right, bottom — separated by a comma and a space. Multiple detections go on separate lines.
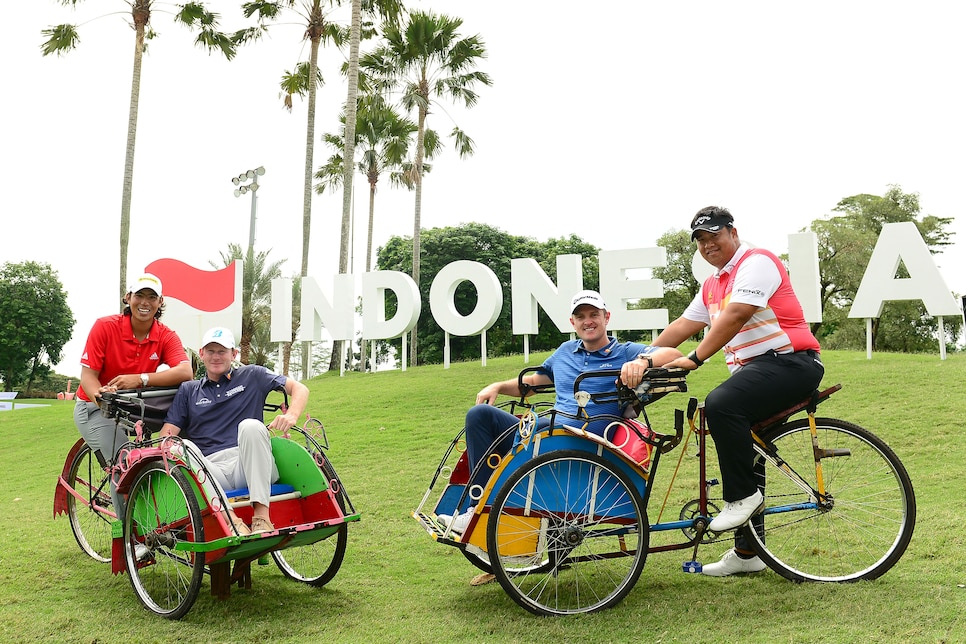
124, 462, 205, 619
487, 449, 648, 616
65, 443, 114, 563
744, 417, 915, 582
272, 453, 348, 587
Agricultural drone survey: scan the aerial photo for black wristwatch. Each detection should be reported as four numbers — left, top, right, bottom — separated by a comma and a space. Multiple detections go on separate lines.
636, 353, 654, 369
687, 350, 704, 367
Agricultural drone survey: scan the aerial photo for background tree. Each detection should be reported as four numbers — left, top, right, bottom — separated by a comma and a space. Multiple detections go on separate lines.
212, 244, 286, 365
375, 223, 599, 364
809, 185, 958, 351
243, 0, 401, 377
42, 1, 237, 306
242, 0, 343, 379
361, 10, 493, 366
0, 262, 75, 392
248, 321, 277, 370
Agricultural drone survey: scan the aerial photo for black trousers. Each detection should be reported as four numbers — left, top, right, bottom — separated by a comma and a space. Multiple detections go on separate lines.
705, 350, 825, 501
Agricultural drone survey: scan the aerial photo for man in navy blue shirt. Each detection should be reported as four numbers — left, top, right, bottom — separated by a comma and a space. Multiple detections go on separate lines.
438, 290, 682, 533
160, 327, 309, 535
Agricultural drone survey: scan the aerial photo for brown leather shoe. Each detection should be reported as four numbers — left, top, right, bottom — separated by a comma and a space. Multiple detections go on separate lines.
228, 512, 251, 536
250, 516, 275, 534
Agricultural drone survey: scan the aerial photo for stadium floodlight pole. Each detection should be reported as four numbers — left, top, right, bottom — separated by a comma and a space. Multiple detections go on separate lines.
232, 166, 266, 257
231, 167, 265, 363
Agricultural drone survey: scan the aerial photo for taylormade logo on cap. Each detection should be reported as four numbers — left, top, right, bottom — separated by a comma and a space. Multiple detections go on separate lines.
570, 290, 607, 312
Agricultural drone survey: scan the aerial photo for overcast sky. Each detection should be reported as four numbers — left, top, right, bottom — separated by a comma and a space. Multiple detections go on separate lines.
4, 1, 965, 377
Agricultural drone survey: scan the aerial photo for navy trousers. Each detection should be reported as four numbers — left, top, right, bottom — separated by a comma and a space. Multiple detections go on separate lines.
464, 404, 550, 497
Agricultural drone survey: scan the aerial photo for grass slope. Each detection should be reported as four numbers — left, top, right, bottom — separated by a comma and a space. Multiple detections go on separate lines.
1, 349, 963, 643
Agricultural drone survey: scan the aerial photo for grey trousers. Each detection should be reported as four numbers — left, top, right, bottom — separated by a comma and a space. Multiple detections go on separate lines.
181, 419, 280, 509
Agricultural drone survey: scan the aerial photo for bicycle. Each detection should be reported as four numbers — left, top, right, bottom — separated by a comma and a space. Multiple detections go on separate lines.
54, 387, 359, 619
413, 367, 916, 616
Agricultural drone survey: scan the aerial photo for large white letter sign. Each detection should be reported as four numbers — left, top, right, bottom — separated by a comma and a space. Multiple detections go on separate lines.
788, 232, 822, 324
361, 271, 420, 340
270, 277, 293, 342
429, 261, 502, 335
299, 274, 355, 342
599, 248, 670, 331
510, 255, 584, 334
849, 222, 960, 318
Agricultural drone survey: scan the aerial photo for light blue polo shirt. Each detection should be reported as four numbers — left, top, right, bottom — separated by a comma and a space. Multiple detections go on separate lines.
164, 364, 287, 456
539, 337, 657, 435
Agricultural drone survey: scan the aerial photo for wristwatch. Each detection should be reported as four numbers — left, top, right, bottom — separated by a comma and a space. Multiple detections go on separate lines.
140, 373, 149, 388
636, 353, 654, 369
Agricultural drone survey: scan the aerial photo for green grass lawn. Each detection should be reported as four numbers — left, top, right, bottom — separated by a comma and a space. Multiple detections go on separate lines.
1, 349, 963, 643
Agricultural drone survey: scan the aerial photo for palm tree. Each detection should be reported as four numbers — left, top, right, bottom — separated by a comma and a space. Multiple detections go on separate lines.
241, 2, 341, 280
42, 1, 237, 306
212, 244, 287, 365
317, 96, 433, 370
241, 0, 401, 377
317, 98, 425, 269
360, 11, 492, 366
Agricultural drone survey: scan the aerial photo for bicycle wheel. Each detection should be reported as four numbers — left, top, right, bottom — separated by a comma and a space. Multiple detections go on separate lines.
273, 524, 348, 587
744, 418, 916, 582
272, 452, 347, 587
65, 443, 115, 563
124, 462, 205, 619
487, 449, 648, 616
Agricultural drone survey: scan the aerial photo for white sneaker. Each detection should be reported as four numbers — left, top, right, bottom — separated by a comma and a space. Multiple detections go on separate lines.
708, 490, 764, 532
437, 508, 474, 533
701, 548, 766, 576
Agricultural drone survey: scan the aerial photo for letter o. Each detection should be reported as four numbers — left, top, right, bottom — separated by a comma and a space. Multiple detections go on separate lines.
429, 261, 503, 336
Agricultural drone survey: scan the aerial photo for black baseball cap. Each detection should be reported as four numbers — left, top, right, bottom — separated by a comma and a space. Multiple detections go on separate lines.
690, 208, 734, 240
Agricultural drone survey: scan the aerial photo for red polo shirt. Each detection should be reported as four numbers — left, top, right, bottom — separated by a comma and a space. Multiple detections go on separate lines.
77, 314, 189, 402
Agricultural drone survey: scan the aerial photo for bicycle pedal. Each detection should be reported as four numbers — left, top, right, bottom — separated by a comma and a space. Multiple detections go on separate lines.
682, 560, 703, 574
257, 555, 270, 566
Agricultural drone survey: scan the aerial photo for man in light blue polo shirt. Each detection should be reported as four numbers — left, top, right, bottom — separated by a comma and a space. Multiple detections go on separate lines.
160, 327, 309, 535
438, 290, 682, 533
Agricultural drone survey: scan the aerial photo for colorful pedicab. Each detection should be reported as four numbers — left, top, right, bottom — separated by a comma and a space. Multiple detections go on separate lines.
54, 387, 359, 619
413, 367, 916, 616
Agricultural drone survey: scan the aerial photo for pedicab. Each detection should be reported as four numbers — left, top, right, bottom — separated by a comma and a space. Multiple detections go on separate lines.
54, 386, 359, 619
413, 366, 915, 616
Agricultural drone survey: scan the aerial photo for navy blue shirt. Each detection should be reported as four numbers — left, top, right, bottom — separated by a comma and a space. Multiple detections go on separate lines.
539, 337, 657, 435
164, 364, 287, 456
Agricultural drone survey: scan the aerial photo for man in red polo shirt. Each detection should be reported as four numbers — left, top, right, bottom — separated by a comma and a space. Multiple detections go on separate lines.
73, 274, 193, 527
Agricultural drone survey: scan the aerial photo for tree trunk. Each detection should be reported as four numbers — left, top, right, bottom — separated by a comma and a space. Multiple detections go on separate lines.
120, 4, 149, 307
331, 0, 363, 375
410, 99, 428, 367
301, 22, 322, 379
360, 179, 377, 371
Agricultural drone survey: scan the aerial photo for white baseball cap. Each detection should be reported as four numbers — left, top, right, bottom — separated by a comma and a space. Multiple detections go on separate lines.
128, 273, 163, 297
201, 327, 236, 349
570, 290, 607, 313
